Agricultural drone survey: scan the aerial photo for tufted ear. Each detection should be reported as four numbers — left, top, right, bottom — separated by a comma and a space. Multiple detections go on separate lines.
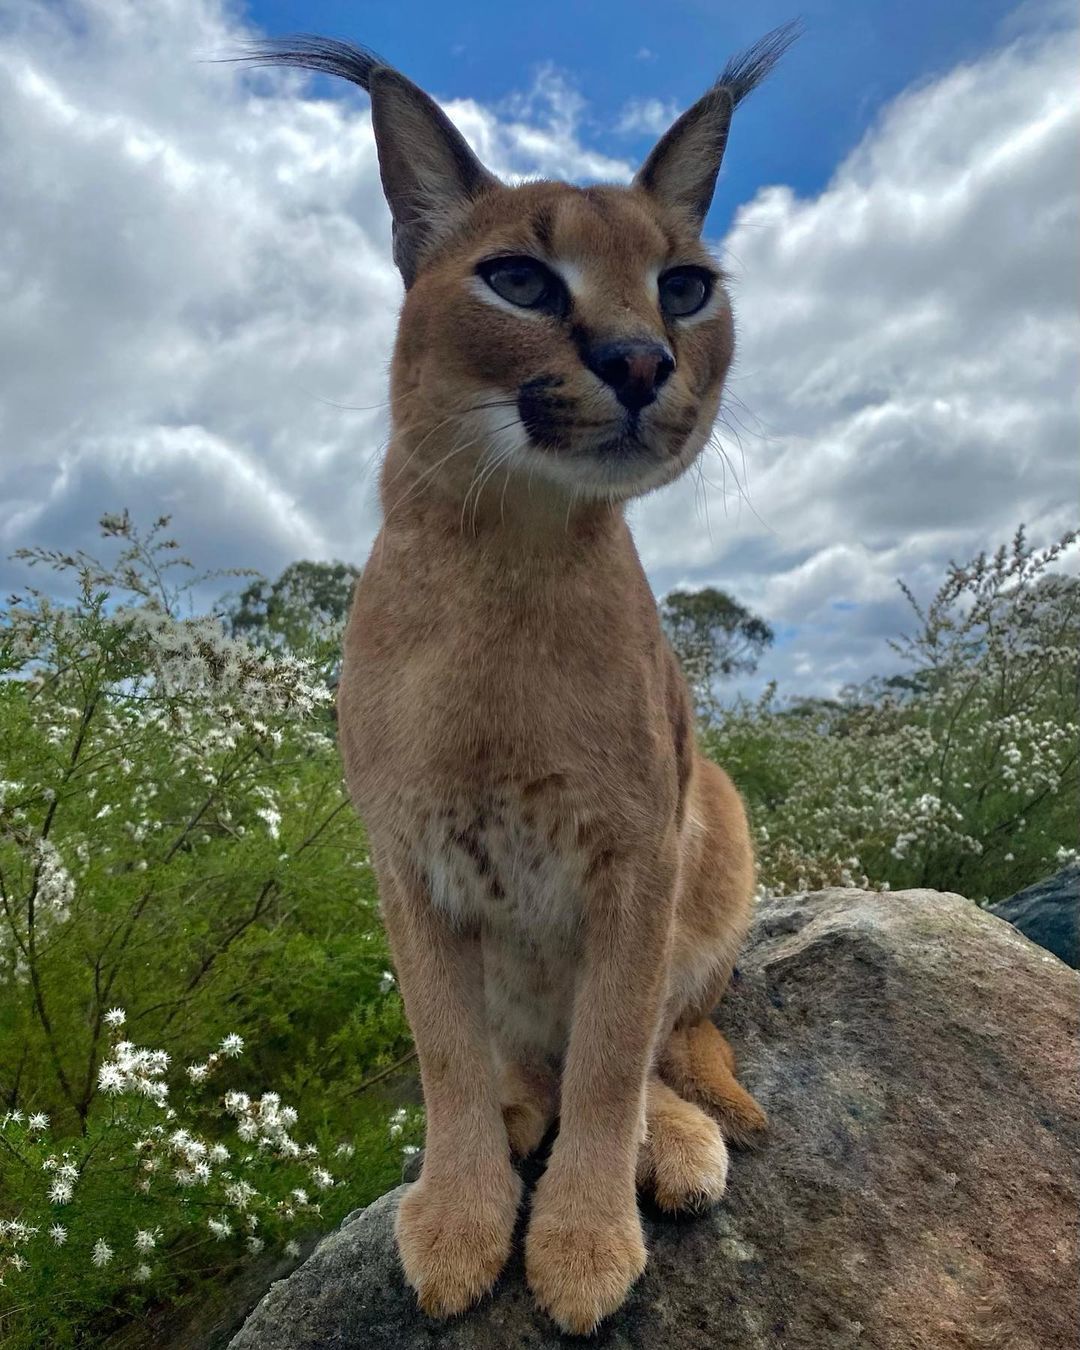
231, 36, 499, 286
634, 22, 800, 230
366, 66, 499, 286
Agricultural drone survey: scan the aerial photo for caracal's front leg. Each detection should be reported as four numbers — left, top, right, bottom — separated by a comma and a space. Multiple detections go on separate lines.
525, 847, 677, 1334
379, 864, 521, 1317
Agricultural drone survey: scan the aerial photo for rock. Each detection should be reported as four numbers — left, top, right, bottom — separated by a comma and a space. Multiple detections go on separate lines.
231, 889, 1080, 1350
989, 863, 1079, 968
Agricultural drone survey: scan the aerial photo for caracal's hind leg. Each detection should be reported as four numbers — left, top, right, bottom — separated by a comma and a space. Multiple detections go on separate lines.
636, 1074, 729, 1213
498, 1059, 558, 1159
659, 1018, 768, 1148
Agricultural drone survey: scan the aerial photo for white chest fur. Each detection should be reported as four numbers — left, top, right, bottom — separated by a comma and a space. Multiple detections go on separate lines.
414, 798, 584, 1063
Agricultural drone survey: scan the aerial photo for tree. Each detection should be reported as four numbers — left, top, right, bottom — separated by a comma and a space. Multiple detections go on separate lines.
660, 587, 774, 719
226, 560, 360, 654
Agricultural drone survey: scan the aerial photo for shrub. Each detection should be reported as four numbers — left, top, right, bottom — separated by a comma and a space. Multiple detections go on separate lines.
702, 527, 1079, 901
0, 515, 420, 1347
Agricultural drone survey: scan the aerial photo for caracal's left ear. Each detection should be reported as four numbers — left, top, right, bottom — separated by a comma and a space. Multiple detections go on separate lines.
230, 36, 500, 286
634, 22, 801, 230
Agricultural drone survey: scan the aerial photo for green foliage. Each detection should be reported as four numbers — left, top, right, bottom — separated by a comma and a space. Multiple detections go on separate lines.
1, 510, 1075, 1345
660, 587, 774, 719
225, 559, 360, 681
701, 527, 1079, 901
0, 516, 418, 1348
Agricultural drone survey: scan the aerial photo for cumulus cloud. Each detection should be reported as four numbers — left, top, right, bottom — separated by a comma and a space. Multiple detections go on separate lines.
0, 0, 628, 588
0, 0, 1076, 698
614, 96, 680, 136
635, 17, 1079, 694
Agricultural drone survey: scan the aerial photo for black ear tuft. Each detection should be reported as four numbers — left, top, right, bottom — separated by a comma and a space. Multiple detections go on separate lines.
634, 21, 801, 229
713, 20, 802, 109
224, 35, 386, 92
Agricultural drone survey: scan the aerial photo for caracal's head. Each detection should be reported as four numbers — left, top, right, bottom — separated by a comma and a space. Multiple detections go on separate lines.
245, 30, 796, 512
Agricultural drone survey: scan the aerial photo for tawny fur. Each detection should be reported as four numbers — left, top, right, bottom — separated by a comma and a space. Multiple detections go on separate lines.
336, 187, 767, 1334
251, 30, 790, 1336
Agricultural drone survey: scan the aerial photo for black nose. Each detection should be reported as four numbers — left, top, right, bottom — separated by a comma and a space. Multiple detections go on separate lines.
584, 340, 675, 412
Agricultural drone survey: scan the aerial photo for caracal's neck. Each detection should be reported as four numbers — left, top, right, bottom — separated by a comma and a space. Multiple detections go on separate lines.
376, 430, 631, 570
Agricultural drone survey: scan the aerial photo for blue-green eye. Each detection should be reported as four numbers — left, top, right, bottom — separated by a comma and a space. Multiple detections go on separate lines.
659, 267, 713, 318
478, 256, 560, 310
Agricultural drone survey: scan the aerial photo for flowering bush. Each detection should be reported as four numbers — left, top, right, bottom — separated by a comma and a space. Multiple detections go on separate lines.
0, 515, 422, 1348
1, 511, 1074, 1344
703, 527, 1079, 900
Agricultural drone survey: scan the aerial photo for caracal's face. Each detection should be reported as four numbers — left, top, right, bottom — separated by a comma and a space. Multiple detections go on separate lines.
392, 181, 735, 505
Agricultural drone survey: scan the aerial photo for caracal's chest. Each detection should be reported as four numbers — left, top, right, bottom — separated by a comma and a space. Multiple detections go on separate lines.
340, 526, 672, 1061
408, 786, 589, 1059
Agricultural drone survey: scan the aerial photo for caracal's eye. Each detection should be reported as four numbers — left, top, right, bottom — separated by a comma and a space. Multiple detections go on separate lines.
478, 256, 559, 310
658, 266, 713, 318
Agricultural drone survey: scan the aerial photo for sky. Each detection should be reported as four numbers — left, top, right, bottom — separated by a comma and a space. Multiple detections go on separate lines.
0, 0, 1077, 698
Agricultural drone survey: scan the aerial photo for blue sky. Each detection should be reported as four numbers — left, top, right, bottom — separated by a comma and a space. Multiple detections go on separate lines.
1, 0, 1076, 697
241, 0, 1046, 233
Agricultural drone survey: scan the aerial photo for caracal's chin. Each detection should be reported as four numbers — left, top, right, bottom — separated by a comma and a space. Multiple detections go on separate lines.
475, 405, 710, 505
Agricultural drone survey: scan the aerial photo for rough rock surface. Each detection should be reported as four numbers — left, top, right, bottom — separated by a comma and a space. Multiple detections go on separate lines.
989, 863, 1079, 968
231, 888, 1080, 1350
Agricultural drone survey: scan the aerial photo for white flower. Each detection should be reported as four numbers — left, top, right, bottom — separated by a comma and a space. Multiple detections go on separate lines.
92, 1239, 113, 1267
311, 1168, 334, 1190
49, 1225, 67, 1246
134, 1263, 152, 1282
333, 1143, 355, 1159
186, 1062, 209, 1084
28, 1113, 49, 1132
134, 1229, 158, 1252
209, 1144, 229, 1165
33, 840, 75, 921
224, 1180, 257, 1209
291, 1188, 309, 1207
284, 1240, 301, 1258
378, 970, 396, 992
98, 1064, 126, 1094
48, 1179, 73, 1204
208, 1217, 233, 1241
220, 1033, 244, 1058
8, 1253, 27, 1272
246, 1236, 264, 1255
255, 805, 281, 840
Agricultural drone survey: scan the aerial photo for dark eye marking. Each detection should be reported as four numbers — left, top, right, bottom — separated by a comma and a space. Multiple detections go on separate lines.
476, 255, 568, 316
658, 266, 715, 318
531, 208, 555, 253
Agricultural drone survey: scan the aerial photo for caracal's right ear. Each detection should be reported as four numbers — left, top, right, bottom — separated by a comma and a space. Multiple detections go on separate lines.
231, 36, 500, 286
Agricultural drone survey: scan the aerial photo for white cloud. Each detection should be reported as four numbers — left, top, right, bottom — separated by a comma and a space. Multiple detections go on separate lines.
615, 96, 679, 136
0, 1, 1076, 700
634, 17, 1079, 694
0, 0, 629, 588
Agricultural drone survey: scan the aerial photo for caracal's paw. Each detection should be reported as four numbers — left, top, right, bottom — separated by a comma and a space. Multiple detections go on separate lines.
637, 1104, 729, 1213
525, 1204, 646, 1335
395, 1169, 522, 1318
